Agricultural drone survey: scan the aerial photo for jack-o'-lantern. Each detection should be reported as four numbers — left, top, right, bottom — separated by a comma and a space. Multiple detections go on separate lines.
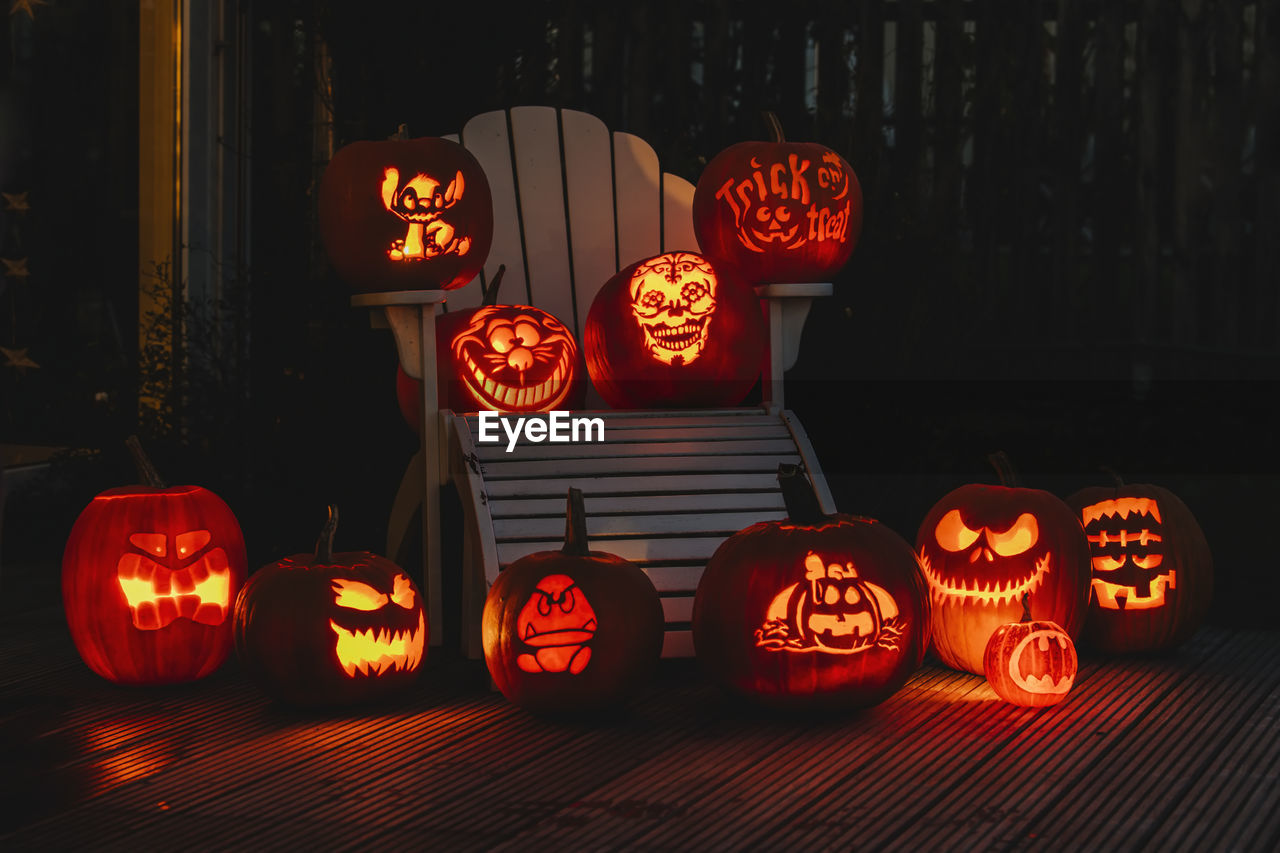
693, 464, 929, 710
233, 506, 426, 705
983, 593, 1078, 707
584, 251, 766, 408
62, 437, 247, 684
482, 488, 664, 713
693, 113, 862, 285
915, 452, 1091, 675
1065, 475, 1212, 654
319, 130, 493, 292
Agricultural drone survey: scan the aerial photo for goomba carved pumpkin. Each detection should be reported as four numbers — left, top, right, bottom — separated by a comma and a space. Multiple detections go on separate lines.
1065, 475, 1212, 654
61, 437, 247, 684
915, 452, 1091, 675
319, 130, 493, 292
983, 593, 1078, 707
693, 113, 862, 285
584, 251, 766, 408
482, 488, 664, 713
693, 465, 929, 710
233, 506, 426, 705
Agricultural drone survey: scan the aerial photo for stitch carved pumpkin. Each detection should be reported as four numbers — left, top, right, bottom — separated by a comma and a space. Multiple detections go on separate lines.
983, 593, 1078, 707
482, 488, 664, 713
1065, 475, 1212, 654
319, 131, 493, 292
693, 114, 862, 285
234, 506, 426, 705
61, 437, 247, 684
916, 452, 1091, 675
693, 465, 930, 710
584, 251, 766, 408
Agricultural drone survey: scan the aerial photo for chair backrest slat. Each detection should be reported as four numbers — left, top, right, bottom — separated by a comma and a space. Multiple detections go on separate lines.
560, 109, 618, 335
508, 107, 576, 325
612, 131, 663, 269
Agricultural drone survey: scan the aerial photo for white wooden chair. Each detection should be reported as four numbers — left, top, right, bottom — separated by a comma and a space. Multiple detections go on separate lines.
353, 106, 835, 657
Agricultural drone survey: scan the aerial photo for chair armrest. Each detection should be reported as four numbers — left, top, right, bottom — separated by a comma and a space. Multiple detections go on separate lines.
755, 282, 832, 407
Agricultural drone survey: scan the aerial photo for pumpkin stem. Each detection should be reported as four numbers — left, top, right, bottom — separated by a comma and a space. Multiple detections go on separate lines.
125, 435, 166, 488
778, 463, 825, 524
562, 488, 590, 556
1020, 591, 1032, 623
388, 123, 409, 141
316, 504, 339, 562
763, 111, 786, 143
1099, 465, 1126, 488
987, 451, 1022, 488
481, 264, 508, 307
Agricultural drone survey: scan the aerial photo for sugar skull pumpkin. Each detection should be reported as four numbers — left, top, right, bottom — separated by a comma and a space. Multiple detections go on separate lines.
233, 506, 426, 705
693, 465, 930, 711
693, 114, 862, 285
983, 593, 1078, 707
61, 437, 247, 684
584, 251, 766, 408
482, 488, 664, 713
915, 453, 1091, 675
319, 131, 493, 292
1065, 476, 1212, 654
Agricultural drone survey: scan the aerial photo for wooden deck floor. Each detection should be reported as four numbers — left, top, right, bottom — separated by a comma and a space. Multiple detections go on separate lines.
2, 611, 1277, 852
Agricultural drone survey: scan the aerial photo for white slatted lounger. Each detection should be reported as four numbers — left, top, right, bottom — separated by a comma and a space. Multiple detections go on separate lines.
361, 107, 835, 657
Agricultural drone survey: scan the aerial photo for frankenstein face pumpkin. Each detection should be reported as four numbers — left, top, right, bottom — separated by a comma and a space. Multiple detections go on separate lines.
584, 251, 766, 409
1066, 482, 1212, 654
983, 596, 1078, 707
915, 458, 1090, 675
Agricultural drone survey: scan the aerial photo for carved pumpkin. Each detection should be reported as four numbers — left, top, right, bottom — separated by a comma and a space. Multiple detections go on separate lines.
319, 131, 493, 292
584, 251, 766, 408
693, 114, 862, 285
693, 465, 930, 711
482, 488, 664, 713
1065, 475, 1212, 654
983, 593, 1078, 707
915, 452, 1091, 675
233, 506, 426, 705
61, 437, 247, 684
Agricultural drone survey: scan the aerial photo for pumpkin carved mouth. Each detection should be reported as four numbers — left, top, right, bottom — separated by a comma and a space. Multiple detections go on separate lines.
329, 611, 425, 678
644, 317, 709, 352
520, 618, 597, 648
116, 540, 232, 630
1091, 574, 1176, 611
918, 552, 1052, 607
460, 343, 573, 411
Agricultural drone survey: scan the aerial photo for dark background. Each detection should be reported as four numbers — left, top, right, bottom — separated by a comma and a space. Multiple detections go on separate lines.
1, 1, 1277, 628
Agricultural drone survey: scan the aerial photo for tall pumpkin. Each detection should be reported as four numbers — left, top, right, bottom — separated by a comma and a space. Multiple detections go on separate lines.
693, 114, 862, 285
1065, 474, 1212, 654
693, 465, 930, 711
915, 452, 1091, 675
62, 437, 247, 684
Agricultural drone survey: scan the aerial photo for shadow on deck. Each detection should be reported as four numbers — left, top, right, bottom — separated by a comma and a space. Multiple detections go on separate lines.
1, 610, 1277, 851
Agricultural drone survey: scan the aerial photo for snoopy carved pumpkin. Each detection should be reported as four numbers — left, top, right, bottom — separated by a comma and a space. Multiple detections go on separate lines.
482, 489, 664, 713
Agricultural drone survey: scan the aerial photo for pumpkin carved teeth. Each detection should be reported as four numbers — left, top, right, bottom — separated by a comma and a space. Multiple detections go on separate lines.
918, 552, 1052, 607
116, 548, 232, 630
1081, 498, 1162, 527
1091, 572, 1177, 611
329, 611, 426, 678
460, 343, 573, 412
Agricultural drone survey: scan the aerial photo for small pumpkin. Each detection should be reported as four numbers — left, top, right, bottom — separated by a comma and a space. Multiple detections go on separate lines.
1065, 473, 1212, 654
983, 592, 1078, 707
319, 130, 493, 292
62, 437, 247, 684
693, 465, 930, 711
915, 452, 1091, 675
583, 250, 766, 409
693, 113, 862, 285
482, 488, 664, 713
234, 506, 426, 705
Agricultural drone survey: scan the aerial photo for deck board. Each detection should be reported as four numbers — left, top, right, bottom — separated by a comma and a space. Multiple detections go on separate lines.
1, 611, 1277, 851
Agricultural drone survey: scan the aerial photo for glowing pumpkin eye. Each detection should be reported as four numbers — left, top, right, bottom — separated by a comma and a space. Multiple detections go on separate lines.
513, 321, 542, 347
1132, 554, 1165, 569
1092, 555, 1125, 572
824, 585, 840, 605
537, 591, 552, 616
401, 188, 417, 210
129, 533, 167, 557
681, 281, 708, 304
755, 206, 772, 222
174, 530, 211, 558
332, 579, 388, 610
844, 586, 860, 605
987, 513, 1039, 557
558, 587, 576, 613
935, 509, 981, 552
640, 290, 664, 310
391, 573, 416, 609
489, 324, 518, 354
774, 207, 791, 223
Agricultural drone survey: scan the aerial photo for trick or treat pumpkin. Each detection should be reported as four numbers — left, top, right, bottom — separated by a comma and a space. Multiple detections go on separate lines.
61, 436, 247, 685
915, 452, 1091, 676
693, 113, 862, 285
1065, 474, 1213, 655
984, 593, 1078, 707
482, 488, 664, 714
319, 130, 493, 292
692, 464, 930, 711
234, 506, 426, 706
584, 251, 767, 409
434, 265, 586, 413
